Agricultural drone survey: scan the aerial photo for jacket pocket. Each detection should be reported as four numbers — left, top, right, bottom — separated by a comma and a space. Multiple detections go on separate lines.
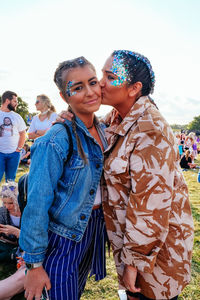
62, 155, 85, 185
104, 157, 128, 175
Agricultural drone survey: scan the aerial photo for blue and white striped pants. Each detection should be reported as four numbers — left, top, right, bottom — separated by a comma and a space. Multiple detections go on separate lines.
43, 207, 106, 300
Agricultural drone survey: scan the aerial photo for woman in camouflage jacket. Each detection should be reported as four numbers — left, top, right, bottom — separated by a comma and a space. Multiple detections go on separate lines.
100, 50, 194, 300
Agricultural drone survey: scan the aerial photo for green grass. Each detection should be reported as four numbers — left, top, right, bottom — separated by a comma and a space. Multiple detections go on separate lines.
0, 158, 200, 300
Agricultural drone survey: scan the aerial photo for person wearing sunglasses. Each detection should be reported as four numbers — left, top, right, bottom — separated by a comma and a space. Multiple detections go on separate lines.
27, 94, 57, 140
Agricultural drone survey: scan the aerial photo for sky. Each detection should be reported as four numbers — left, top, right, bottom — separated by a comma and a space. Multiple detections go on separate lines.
0, 0, 200, 125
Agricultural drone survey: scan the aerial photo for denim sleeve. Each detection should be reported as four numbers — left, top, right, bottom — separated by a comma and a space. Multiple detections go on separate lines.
198, 171, 200, 183
19, 136, 67, 263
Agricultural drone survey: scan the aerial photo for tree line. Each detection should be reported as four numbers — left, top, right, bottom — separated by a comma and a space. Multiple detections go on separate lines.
1, 95, 200, 132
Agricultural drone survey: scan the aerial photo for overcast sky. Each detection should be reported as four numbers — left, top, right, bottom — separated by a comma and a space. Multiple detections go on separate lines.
1, 0, 200, 124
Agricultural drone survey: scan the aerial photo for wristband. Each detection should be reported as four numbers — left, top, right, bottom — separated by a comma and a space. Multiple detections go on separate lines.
17, 147, 22, 151
25, 262, 43, 270
35, 130, 38, 134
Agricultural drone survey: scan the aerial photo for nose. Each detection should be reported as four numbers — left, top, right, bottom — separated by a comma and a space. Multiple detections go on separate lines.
85, 85, 94, 96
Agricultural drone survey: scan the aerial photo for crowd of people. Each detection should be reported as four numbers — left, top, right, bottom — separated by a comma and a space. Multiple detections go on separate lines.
176, 132, 200, 170
0, 50, 197, 300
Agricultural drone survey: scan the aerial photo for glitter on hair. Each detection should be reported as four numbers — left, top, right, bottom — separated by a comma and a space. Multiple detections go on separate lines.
112, 50, 155, 94
66, 81, 76, 97
125, 50, 155, 86
110, 54, 129, 87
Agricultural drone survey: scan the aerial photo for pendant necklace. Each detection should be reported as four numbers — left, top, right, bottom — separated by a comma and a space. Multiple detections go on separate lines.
87, 123, 94, 130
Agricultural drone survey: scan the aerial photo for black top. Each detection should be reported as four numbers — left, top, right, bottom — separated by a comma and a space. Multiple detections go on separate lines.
0, 206, 19, 243
180, 155, 192, 169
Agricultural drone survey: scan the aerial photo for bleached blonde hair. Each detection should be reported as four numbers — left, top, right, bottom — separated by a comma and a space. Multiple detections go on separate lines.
0, 181, 19, 212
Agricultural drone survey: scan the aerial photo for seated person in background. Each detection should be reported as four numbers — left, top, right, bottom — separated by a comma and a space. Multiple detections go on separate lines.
0, 263, 25, 300
0, 181, 21, 262
180, 150, 196, 169
27, 94, 57, 140
0, 179, 26, 300
20, 143, 31, 165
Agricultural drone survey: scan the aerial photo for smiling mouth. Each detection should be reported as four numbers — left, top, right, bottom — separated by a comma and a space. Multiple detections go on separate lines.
85, 98, 99, 104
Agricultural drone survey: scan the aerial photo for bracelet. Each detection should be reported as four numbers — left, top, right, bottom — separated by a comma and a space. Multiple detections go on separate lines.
25, 262, 43, 270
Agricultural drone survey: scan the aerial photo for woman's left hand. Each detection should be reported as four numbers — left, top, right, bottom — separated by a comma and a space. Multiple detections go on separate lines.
123, 265, 141, 295
53, 110, 74, 124
0, 224, 20, 237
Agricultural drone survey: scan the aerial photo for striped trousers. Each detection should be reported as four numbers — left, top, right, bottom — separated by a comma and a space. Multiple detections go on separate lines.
43, 207, 106, 300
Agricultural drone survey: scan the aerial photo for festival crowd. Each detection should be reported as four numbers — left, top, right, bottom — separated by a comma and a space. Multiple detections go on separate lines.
0, 50, 197, 300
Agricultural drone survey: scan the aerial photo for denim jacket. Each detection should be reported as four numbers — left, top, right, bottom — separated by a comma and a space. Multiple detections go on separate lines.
19, 116, 107, 263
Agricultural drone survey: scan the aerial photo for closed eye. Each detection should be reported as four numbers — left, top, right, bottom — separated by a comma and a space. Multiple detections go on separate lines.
108, 75, 115, 80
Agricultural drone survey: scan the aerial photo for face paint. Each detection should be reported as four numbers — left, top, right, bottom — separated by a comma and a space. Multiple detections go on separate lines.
110, 54, 129, 87
66, 81, 77, 97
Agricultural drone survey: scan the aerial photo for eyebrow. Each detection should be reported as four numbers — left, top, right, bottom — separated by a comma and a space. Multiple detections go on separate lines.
70, 76, 97, 87
102, 70, 115, 76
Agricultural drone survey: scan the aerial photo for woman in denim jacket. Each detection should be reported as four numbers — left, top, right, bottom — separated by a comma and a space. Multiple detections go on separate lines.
19, 57, 108, 300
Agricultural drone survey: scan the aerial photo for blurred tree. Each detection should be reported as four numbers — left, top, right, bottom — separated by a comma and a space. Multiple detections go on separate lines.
188, 115, 200, 131
170, 124, 188, 131
16, 97, 29, 124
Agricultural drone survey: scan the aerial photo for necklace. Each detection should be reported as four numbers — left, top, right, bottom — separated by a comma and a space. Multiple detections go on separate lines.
40, 110, 49, 115
87, 123, 94, 130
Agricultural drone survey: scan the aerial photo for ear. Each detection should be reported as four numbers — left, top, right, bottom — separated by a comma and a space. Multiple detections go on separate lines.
5, 99, 11, 105
60, 91, 68, 104
128, 82, 142, 97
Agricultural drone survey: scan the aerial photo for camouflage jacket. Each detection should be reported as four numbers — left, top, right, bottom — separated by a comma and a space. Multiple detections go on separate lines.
102, 96, 194, 299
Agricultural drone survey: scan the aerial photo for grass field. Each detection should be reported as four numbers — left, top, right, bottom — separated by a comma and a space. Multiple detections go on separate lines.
0, 156, 200, 300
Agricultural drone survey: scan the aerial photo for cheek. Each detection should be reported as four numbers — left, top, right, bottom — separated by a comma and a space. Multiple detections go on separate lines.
68, 95, 83, 110
106, 82, 119, 95
95, 85, 101, 97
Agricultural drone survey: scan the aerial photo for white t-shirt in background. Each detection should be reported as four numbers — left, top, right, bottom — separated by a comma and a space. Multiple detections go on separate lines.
0, 111, 26, 153
28, 112, 57, 133
10, 214, 20, 227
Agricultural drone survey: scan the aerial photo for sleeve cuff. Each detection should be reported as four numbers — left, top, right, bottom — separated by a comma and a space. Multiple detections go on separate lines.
23, 251, 46, 264
121, 247, 157, 273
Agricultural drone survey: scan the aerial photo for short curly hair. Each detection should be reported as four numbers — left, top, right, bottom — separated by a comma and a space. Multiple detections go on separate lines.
0, 181, 19, 211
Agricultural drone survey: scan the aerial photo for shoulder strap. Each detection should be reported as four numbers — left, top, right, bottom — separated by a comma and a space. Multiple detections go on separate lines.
53, 122, 73, 163
24, 173, 28, 202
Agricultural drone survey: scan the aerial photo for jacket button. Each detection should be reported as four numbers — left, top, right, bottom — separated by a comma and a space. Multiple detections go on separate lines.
72, 234, 76, 239
96, 164, 100, 169
80, 214, 86, 220
90, 189, 95, 195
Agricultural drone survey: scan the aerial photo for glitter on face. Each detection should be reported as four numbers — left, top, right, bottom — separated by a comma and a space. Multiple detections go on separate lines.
66, 81, 76, 97
110, 54, 129, 87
